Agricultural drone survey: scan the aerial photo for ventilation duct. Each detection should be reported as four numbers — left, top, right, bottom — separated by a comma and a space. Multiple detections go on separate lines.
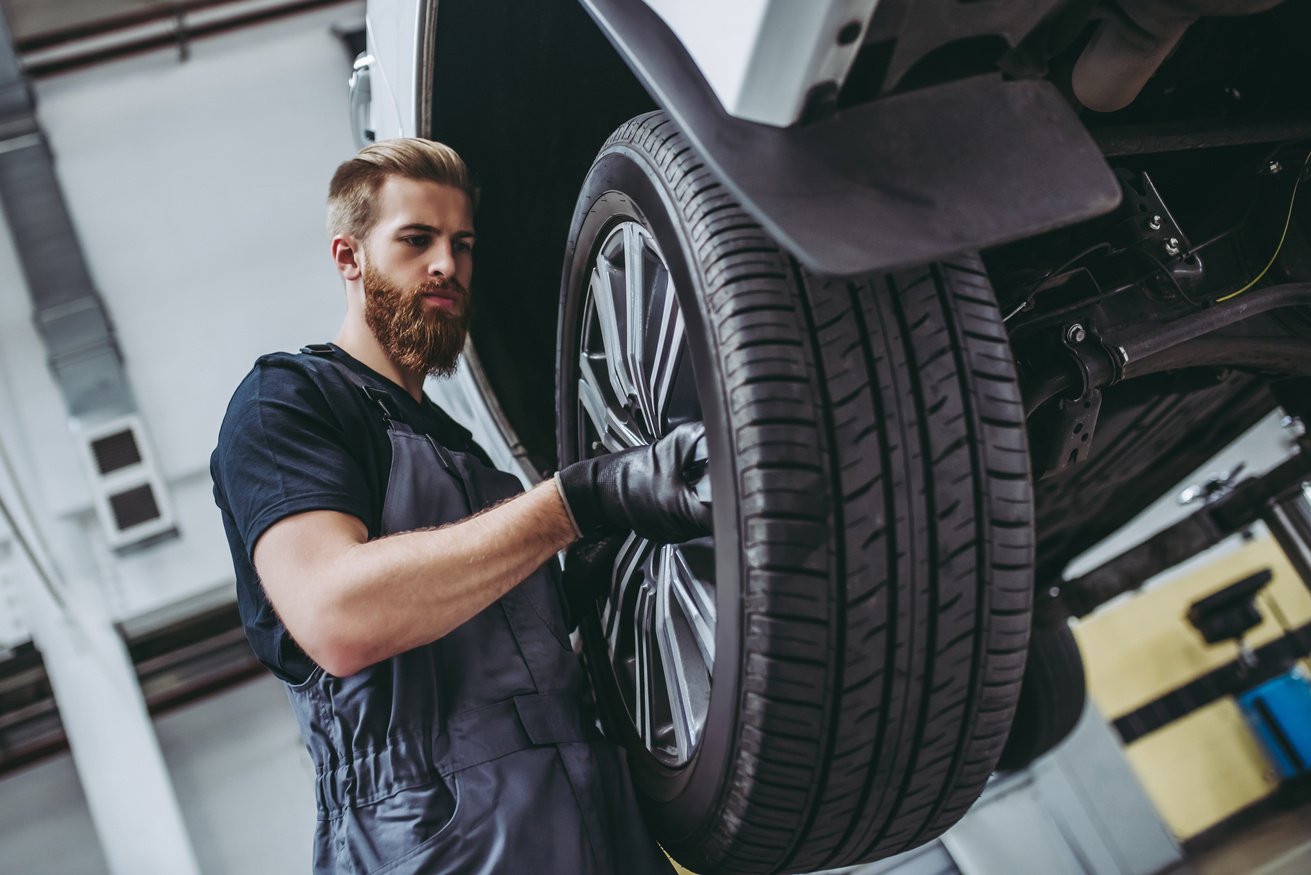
0, 11, 173, 550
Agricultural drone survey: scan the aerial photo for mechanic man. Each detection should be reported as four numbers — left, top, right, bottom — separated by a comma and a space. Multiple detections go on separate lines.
211, 138, 707, 873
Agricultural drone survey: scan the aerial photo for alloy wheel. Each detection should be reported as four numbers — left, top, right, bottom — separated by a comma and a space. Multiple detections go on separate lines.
574, 220, 715, 766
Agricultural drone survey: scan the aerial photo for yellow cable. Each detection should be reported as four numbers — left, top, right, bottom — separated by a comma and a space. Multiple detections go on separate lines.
1216, 152, 1311, 303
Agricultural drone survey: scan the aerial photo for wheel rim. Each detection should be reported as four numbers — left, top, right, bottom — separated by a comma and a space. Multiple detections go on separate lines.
575, 220, 715, 767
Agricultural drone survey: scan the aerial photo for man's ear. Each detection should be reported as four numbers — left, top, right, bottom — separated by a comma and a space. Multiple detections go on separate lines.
331, 234, 363, 282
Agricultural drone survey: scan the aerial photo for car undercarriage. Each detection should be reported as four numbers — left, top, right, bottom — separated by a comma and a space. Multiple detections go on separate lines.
431, 0, 1311, 583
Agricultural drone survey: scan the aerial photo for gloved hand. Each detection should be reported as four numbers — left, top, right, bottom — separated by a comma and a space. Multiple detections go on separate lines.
555, 421, 712, 544
560, 535, 625, 629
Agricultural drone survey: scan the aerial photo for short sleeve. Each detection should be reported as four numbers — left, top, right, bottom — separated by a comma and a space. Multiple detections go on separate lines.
213, 360, 371, 559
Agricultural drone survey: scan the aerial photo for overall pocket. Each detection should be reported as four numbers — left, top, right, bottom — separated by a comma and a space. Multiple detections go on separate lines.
336, 773, 460, 875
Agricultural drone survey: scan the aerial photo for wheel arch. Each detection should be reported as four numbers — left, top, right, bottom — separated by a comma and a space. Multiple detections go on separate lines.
423, 0, 656, 472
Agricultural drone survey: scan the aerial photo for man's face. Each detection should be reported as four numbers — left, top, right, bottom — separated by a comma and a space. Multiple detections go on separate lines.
359, 176, 475, 377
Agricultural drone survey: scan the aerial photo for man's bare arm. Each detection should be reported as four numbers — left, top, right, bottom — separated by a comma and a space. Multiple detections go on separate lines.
253, 480, 579, 677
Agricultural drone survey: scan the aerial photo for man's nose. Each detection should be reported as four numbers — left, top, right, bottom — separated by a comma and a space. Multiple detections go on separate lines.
428, 242, 456, 279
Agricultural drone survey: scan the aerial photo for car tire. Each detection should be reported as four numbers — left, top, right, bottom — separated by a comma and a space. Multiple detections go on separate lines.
556, 111, 1035, 873
996, 620, 1087, 772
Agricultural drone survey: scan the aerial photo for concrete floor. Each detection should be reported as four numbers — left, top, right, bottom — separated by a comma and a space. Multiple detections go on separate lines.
1171, 800, 1311, 875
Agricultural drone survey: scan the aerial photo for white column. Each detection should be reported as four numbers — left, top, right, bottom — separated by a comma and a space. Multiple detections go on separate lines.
10, 551, 202, 875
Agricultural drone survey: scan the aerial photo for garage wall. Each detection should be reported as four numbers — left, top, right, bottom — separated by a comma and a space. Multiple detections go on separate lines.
0, 4, 361, 872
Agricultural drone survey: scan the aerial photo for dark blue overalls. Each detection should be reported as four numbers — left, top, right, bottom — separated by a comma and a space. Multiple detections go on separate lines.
283, 353, 673, 874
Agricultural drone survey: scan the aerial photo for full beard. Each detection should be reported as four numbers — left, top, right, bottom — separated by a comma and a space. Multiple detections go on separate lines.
362, 262, 471, 378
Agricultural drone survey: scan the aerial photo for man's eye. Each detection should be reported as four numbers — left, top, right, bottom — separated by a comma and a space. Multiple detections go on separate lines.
402, 235, 430, 248
454, 240, 474, 253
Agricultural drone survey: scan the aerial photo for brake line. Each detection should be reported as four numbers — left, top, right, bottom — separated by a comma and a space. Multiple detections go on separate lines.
1216, 150, 1311, 302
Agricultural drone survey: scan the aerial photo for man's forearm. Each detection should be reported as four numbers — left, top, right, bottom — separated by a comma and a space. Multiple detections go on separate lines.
299, 480, 579, 675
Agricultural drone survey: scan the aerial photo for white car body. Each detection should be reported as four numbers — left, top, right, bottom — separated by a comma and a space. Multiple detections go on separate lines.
364, 0, 877, 133
635, 0, 878, 126
359, 0, 424, 137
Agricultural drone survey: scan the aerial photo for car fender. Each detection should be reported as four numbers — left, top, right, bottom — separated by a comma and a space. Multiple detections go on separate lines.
580, 0, 1123, 277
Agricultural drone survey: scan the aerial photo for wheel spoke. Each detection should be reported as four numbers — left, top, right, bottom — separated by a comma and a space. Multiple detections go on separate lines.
633, 581, 658, 750
623, 224, 651, 434
644, 265, 685, 432
656, 546, 698, 760
590, 258, 639, 406
604, 533, 653, 657
669, 544, 715, 669
579, 354, 644, 451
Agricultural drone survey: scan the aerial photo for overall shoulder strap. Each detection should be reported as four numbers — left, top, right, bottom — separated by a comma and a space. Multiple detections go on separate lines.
299, 344, 416, 433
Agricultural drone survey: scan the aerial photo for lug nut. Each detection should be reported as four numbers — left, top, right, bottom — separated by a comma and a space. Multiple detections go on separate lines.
1148, 214, 1162, 231
1164, 238, 1181, 256
1065, 323, 1087, 344
1265, 160, 1283, 175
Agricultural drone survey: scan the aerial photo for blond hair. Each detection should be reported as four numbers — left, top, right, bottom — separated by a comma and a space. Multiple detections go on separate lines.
327, 138, 477, 239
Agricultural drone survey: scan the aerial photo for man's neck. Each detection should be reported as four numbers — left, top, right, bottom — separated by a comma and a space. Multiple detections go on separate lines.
333, 321, 426, 402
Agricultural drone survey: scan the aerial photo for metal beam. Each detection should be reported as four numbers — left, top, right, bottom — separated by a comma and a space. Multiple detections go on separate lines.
10, 561, 202, 875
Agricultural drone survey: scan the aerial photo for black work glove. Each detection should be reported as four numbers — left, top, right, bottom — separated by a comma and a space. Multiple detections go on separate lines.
560, 535, 625, 630
555, 421, 712, 544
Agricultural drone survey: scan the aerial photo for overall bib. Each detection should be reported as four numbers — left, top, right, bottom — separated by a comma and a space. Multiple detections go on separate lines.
283, 352, 673, 874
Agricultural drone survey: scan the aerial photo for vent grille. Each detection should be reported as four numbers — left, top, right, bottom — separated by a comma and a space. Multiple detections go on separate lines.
79, 416, 175, 548
90, 429, 141, 474
108, 484, 160, 530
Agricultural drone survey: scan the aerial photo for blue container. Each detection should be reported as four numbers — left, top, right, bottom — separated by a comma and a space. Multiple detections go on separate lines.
1238, 668, 1311, 781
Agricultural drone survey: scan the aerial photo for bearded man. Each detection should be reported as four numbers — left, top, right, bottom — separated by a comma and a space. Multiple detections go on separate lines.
210, 139, 707, 873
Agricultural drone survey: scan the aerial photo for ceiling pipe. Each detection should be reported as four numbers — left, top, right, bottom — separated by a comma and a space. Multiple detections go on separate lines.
16, 0, 358, 78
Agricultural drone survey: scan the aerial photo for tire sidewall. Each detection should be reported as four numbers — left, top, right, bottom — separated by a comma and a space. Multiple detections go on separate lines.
555, 142, 743, 841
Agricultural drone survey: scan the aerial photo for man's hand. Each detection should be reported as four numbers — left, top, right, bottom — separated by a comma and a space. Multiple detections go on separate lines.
560, 535, 625, 629
555, 421, 712, 544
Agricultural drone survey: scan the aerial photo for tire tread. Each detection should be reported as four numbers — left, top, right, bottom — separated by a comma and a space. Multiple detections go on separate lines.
591, 112, 1035, 874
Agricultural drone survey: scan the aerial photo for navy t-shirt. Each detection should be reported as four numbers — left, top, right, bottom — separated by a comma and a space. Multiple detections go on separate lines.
210, 343, 490, 684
